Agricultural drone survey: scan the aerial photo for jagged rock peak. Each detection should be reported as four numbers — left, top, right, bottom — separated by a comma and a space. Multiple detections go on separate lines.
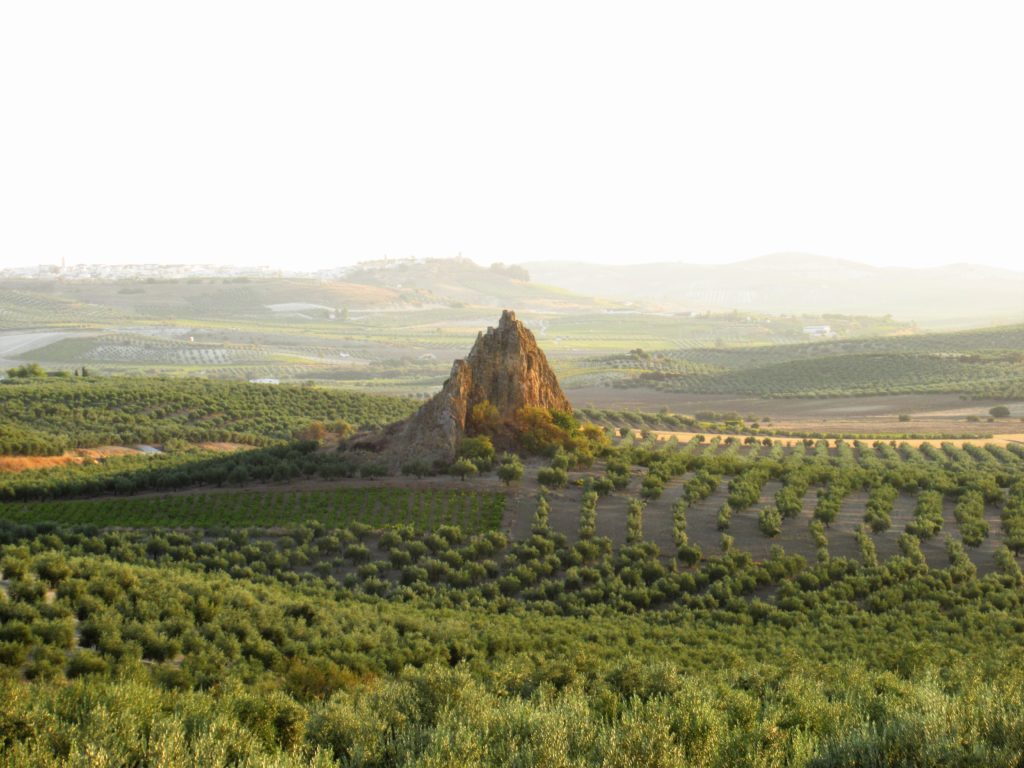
391, 309, 570, 465
462, 309, 571, 416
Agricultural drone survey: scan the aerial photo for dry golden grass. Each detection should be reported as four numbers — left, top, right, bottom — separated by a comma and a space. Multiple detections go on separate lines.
197, 442, 251, 453
0, 443, 251, 473
0, 446, 139, 473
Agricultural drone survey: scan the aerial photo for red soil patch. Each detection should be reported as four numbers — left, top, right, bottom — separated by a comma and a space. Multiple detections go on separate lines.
0, 443, 250, 473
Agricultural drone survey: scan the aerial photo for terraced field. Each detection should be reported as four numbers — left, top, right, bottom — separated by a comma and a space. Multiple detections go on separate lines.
23, 334, 275, 366
3, 425, 1024, 765
505, 466, 1009, 572
0, 288, 125, 328
5, 436, 1021, 576
499, 437, 1024, 575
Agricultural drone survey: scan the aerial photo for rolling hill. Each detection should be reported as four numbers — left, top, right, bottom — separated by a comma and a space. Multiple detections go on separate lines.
526, 253, 1024, 325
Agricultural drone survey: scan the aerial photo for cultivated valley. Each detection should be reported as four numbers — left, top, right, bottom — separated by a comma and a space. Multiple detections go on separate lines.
1, 262, 1023, 766
7, 5, 1024, 762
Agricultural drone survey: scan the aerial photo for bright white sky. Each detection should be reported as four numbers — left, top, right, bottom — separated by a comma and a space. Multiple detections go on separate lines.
2, 1, 1023, 271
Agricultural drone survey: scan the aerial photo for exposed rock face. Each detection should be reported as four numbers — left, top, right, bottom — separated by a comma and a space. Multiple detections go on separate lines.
390, 310, 571, 466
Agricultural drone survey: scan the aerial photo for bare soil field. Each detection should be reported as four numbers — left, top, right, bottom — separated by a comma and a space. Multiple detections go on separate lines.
568, 387, 1023, 437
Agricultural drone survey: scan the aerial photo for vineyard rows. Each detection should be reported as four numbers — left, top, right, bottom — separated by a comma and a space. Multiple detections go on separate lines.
0, 487, 505, 533
0, 377, 417, 454
0, 289, 123, 325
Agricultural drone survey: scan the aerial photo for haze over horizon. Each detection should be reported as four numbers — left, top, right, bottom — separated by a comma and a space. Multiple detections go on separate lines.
8, 251, 1024, 276
3, 1, 1023, 273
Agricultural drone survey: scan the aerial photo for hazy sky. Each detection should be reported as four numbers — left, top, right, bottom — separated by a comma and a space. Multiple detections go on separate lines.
2, 1, 1023, 271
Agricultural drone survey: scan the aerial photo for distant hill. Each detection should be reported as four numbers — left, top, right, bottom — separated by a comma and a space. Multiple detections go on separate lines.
0, 260, 608, 329
341, 257, 608, 311
525, 253, 1024, 325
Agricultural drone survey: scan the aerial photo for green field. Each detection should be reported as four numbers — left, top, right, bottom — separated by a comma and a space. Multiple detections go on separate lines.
3, 435, 1024, 763
0, 377, 416, 455
5, 272, 1024, 764
593, 323, 1024, 398
0, 487, 504, 533
2, 272, 918, 394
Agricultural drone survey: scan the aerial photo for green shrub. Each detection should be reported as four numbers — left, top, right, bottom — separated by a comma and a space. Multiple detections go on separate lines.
496, 453, 524, 486
758, 507, 782, 537
458, 436, 496, 471
66, 649, 109, 678
537, 466, 568, 489
449, 458, 479, 481
907, 490, 944, 539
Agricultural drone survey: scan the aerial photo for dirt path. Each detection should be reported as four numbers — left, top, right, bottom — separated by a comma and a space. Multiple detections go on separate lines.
568, 388, 1018, 419
636, 430, 1024, 449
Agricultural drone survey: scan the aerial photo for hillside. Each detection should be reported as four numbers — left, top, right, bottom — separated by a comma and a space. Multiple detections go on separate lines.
588, 323, 1024, 399
3, 433, 1024, 763
2, 266, 915, 393
0, 377, 416, 455
0, 263, 604, 333
526, 253, 1024, 325
342, 257, 608, 311
1, 354, 1023, 765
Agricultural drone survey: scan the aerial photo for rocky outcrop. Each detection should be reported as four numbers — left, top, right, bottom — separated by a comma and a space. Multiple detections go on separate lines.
386, 310, 570, 466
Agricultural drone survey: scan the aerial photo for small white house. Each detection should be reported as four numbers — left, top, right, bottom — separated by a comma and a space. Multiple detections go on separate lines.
802, 325, 833, 337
